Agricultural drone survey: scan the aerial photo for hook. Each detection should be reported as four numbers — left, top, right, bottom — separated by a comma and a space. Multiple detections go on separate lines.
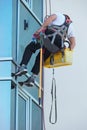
24, 19, 28, 30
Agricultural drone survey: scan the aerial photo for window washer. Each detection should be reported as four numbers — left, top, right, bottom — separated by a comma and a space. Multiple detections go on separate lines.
16, 12, 76, 86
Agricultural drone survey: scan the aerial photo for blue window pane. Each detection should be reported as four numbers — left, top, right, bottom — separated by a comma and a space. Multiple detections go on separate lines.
32, 101, 42, 130
0, 81, 11, 130
0, 62, 11, 77
18, 95, 26, 130
11, 88, 16, 130
0, 1, 12, 57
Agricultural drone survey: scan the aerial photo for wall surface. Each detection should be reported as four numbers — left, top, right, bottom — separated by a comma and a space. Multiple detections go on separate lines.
0, 1, 12, 130
44, 0, 87, 130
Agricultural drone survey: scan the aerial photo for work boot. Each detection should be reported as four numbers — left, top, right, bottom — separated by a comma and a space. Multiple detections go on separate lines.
15, 64, 27, 76
24, 76, 35, 87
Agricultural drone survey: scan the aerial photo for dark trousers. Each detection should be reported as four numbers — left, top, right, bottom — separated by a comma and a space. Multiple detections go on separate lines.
20, 41, 51, 75
20, 29, 61, 75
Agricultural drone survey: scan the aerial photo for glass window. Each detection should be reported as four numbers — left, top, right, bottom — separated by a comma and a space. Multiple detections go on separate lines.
0, 61, 11, 77
32, 0, 43, 21
32, 101, 42, 130
18, 2, 42, 101
11, 88, 16, 130
21, 0, 32, 8
21, 0, 43, 21
0, 1, 12, 57
0, 81, 11, 130
18, 95, 26, 130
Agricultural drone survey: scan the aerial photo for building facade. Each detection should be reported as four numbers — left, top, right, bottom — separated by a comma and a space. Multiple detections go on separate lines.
0, 0, 44, 130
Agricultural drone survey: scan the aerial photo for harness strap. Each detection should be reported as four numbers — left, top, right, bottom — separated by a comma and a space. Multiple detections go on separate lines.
44, 24, 67, 51
44, 31, 58, 45
47, 25, 68, 41
43, 30, 65, 54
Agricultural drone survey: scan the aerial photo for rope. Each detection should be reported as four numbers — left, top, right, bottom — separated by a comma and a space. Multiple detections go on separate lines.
45, 0, 47, 17
49, 55, 57, 124
49, 0, 51, 16
42, 70, 46, 130
39, 47, 43, 105
49, 68, 57, 124
45, 0, 52, 18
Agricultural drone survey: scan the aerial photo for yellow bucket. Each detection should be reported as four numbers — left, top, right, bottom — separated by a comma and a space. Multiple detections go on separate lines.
44, 48, 73, 68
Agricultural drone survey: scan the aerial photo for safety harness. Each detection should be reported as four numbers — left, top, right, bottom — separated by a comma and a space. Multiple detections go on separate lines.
43, 15, 72, 53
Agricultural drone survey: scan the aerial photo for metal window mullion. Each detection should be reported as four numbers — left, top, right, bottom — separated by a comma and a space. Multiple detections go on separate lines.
29, 98, 32, 130
16, 86, 18, 130
17, 0, 20, 61
26, 98, 29, 130
24, 94, 29, 130
19, 86, 42, 108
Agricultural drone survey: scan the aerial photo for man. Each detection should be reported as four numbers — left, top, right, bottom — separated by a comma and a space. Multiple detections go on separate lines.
16, 12, 76, 86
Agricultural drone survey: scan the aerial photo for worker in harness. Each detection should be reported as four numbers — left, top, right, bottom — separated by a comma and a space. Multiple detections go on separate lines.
16, 12, 76, 86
